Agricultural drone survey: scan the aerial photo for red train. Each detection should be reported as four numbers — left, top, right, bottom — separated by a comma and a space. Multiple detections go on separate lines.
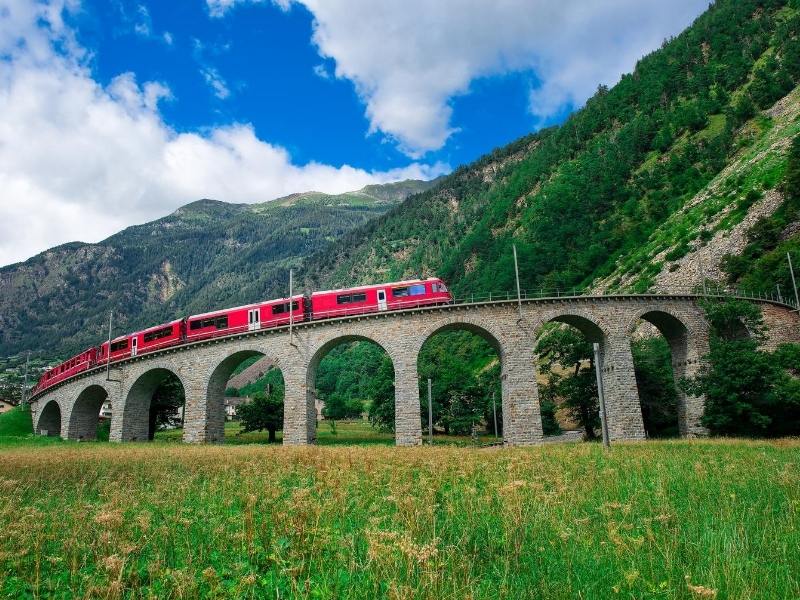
33, 277, 451, 395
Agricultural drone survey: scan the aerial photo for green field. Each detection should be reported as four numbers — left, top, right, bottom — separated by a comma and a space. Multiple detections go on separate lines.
0, 408, 798, 599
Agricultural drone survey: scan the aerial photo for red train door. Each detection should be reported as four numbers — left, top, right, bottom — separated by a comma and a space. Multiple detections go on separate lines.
248, 308, 260, 331
377, 289, 388, 311
131, 336, 138, 357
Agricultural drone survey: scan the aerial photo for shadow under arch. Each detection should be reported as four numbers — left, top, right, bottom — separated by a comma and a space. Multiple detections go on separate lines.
36, 399, 62, 437
307, 334, 395, 445
205, 349, 273, 443
633, 309, 699, 437
120, 368, 185, 442
67, 384, 109, 441
547, 314, 605, 344
418, 321, 503, 357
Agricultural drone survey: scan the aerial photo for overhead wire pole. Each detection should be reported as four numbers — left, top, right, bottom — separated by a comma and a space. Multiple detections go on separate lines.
106, 310, 113, 381
21, 351, 30, 406
427, 378, 433, 445
492, 391, 499, 441
788, 252, 800, 311
289, 268, 296, 346
513, 244, 523, 318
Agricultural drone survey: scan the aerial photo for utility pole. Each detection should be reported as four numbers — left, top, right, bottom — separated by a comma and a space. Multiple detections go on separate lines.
21, 351, 30, 406
788, 253, 800, 311
106, 310, 113, 381
427, 378, 433, 445
492, 391, 499, 441
592, 343, 610, 449
289, 268, 295, 345
513, 244, 523, 318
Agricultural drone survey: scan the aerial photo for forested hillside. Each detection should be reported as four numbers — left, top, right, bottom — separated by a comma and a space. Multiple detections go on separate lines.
285, 0, 800, 436
302, 0, 800, 300
0, 180, 433, 358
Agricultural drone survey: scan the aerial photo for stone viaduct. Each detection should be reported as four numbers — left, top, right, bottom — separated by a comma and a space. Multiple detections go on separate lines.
28, 295, 800, 446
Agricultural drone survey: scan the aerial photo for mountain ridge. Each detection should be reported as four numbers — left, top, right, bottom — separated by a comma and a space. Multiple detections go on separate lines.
0, 179, 436, 357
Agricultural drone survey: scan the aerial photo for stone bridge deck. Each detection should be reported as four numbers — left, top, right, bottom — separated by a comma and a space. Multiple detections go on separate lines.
28, 294, 800, 446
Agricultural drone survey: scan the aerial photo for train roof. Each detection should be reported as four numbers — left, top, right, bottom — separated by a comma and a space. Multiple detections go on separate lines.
312, 277, 443, 296
188, 295, 304, 320
137, 319, 184, 334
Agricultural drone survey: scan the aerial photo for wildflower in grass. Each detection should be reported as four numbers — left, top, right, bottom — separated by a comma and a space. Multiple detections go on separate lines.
685, 576, 718, 598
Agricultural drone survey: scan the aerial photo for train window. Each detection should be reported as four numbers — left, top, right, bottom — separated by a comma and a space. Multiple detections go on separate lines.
409, 284, 426, 296
337, 293, 367, 304
144, 326, 173, 343
393, 287, 409, 297
110, 339, 128, 352
190, 316, 229, 330
272, 301, 299, 315
431, 282, 448, 293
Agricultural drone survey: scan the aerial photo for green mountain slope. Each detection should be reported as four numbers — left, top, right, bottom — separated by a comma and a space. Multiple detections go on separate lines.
301, 0, 800, 300
0, 180, 435, 358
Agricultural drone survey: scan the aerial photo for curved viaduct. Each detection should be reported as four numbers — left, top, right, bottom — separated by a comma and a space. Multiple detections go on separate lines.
28, 294, 800, 446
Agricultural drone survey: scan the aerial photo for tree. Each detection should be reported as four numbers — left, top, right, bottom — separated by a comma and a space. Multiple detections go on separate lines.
632, 337, 678, 438
366, 356, 395, 432
148, 376, 184, 440
536, 326, 599, 439
683, 299, 800, 437
238, 388, 284, 443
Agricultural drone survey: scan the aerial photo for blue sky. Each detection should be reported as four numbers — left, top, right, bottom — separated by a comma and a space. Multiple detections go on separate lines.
0, 0, 710, 267
67, 0, 547, 171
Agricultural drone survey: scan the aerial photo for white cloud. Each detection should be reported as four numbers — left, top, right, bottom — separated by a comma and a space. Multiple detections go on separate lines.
0, 0, 447, 267
209, 0, 709, 157
200, 66, 230, 99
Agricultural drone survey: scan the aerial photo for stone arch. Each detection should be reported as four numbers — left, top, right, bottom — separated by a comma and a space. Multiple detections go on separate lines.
415, 315, 542, 445
532, 312, 607, 438
533, 308, 646, 442
36, 399, 62, 437
66, 384, 109, 441
627, 308, 707, 437
203, 349, 278, 443
306, 333, 395, 443
118, 367, 186, 442
416, 319, 505, 439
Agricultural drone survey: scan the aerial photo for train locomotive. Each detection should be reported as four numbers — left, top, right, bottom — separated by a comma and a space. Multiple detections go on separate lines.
33, 277, 451, 394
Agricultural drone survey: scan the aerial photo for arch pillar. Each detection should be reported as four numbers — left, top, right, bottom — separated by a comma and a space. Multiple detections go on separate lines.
394, 354, 422, 446
502, 343, 543, 445
599, 333, 646, 441
670, 335, 708, 437
285, 368, 314, 445
183, 376, 217, 443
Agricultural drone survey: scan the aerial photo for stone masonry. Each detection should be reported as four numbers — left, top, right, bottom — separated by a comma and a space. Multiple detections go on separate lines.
28, 295, 800, 446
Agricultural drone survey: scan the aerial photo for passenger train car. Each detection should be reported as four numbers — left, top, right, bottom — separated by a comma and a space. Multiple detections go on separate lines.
32, 277, 451, 395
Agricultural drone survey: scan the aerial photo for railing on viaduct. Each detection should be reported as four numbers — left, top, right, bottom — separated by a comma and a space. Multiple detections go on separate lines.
26, 290, 800, 446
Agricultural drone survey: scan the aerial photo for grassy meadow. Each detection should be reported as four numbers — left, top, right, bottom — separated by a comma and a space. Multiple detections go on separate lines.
0, 410, 798, 598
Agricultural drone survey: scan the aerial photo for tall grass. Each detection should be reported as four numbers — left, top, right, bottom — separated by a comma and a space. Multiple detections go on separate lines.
0, 439, 797, 598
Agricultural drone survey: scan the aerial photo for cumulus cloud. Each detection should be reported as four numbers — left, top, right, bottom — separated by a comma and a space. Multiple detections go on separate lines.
209, 0, 709, 157
0, 0, 447, 267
